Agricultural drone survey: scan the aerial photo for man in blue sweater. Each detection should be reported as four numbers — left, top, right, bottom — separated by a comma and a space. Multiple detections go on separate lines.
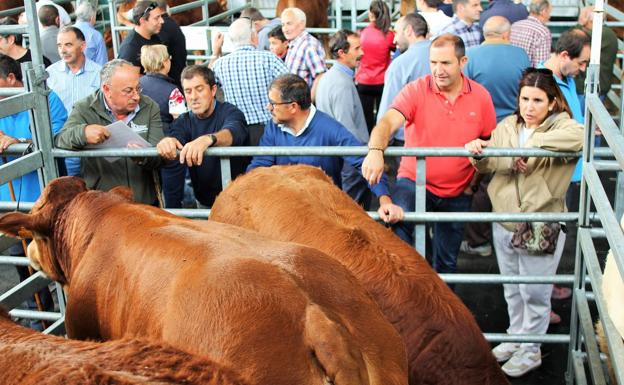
157, 65, 248, 208
249, 74, 403, 223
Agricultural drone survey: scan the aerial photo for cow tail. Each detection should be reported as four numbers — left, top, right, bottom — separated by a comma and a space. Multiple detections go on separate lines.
303, 304, 371, 385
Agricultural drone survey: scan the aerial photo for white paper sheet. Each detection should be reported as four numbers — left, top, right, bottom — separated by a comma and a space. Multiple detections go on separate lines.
86, 121, 151, 162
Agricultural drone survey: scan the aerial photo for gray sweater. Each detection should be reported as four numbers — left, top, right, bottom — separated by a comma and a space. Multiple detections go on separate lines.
315, 63, 369, 144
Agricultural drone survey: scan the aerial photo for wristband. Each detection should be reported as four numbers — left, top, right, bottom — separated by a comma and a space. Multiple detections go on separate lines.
368, 147, 384, 153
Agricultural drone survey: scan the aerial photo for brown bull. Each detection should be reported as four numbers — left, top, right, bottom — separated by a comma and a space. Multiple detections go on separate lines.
210, 165, 511, 385
0, 176, 407, 385
0, 307, 245, 385
275, 0, 330, 28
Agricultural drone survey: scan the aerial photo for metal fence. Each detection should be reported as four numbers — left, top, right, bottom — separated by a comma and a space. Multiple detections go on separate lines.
0, 0, 63, 335
0, 0, 622, 383
566, 2, 624, 384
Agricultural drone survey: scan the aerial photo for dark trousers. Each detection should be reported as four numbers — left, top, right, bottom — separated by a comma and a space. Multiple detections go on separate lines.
391, 178, 472, 274
8, 243, 54, 312
341, 163, 372, 210
464, 173, 493, 247
247, 122, 266, 147
356, 83, 384, 133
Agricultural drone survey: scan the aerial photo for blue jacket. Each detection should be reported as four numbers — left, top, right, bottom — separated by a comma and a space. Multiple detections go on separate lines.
0, 91, 67, 202
164, 101, 248, 208
249, 109, 390, 197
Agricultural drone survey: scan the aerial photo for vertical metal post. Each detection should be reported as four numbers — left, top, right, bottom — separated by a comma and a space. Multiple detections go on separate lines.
109, 0, 121, 57
414, 157, 426, 255
335, 0, 343, 30
219, 157, 232, 188
616, 54, 624, 221
23, 64, 59, 186
567, 2, 603, 381
351, 0, 357, 30
23, 0, 42, 69
24, 0, 65, 320
203, 0, 210, 26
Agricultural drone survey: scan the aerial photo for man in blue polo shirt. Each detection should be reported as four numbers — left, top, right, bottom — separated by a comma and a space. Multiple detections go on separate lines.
542, 28, 590, 184
249, 73, 404, 223
0, 54, 67, 327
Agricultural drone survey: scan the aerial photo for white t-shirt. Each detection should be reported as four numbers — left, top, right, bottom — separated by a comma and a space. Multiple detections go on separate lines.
518, 125, 535, 147
419, 10, 453, 38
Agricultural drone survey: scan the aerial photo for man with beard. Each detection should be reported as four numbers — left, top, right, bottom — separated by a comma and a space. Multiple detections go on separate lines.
377, 13, 430, 146
118, 1, 165, 74
363, 34, 496, 274
315, 29, 371, 208
249, 73, 404, 223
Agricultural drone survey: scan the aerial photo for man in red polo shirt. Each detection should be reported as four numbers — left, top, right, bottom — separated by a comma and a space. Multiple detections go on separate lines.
362, 33, 496, 274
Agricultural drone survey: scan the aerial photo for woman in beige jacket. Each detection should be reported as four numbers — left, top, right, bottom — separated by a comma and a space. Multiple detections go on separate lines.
465, 68, 584, 378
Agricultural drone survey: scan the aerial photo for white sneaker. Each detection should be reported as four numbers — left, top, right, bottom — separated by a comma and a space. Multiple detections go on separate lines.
501, 348, 542, 377
491, 342, 520, 362
459, 241, 493, 256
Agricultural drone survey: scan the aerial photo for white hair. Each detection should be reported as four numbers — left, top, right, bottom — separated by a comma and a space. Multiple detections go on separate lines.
229, 17, 255, 47
75, 1, 97, 23
281, 7, 306, 26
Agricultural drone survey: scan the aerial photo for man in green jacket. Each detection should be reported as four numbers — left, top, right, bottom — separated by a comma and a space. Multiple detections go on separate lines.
55, 59, 164, 205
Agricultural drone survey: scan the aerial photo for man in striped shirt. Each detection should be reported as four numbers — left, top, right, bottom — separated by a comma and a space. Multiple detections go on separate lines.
281, 7, 326, 100
439, 0, 483, 48
213, 17, 288, 146
510, 0, 552, 66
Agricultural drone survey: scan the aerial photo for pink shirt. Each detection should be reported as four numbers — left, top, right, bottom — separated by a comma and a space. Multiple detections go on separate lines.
355, 24, 395, 85
391, 74, 496, 197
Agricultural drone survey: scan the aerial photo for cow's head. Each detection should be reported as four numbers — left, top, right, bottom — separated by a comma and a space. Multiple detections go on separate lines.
0, 177, 87, 283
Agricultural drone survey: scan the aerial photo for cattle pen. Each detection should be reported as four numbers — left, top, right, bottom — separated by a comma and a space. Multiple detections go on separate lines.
0, 1, 623, 384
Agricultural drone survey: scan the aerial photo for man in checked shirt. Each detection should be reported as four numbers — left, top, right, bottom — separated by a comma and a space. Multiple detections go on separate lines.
280, 7, 327, 102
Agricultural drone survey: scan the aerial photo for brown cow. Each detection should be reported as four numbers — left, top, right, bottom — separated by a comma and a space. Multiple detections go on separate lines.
275, 0, 330, 28
116, 0, 228, 27
0, 176, 408, 385
0, 307, 246, 385
210, 165, 511, 385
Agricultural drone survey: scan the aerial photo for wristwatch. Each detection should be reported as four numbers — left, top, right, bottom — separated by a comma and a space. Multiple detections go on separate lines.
207, 134, 217, 147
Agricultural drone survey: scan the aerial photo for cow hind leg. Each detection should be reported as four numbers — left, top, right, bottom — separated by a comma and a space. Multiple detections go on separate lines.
303, 304, 371, 385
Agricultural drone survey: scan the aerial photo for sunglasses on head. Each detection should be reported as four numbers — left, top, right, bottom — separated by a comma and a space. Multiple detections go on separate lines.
141, 2, 158, 21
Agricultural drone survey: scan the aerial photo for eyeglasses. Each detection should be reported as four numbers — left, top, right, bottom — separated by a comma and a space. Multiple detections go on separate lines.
120, 85, 142, 96
524, 67, 553, 76
141, 2, 158, 21
267, 99, 294, 109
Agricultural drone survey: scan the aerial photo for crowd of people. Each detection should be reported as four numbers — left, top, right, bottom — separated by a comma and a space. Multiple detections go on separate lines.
0, 0, 619, 379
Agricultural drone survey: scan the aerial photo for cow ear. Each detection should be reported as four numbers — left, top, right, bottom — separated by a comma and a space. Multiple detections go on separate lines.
34, 177, 87, 213
110, 186, 134, 202
0, 212, 48, 238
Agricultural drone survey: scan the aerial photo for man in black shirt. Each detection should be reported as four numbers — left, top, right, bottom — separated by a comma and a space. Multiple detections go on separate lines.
117, 1, 164, 73
0, 16, 52, 67
155, 0, 186, 88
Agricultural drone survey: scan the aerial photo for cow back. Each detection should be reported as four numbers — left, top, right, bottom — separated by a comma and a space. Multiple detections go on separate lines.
210, 165, 510, 385
47, 188, 407, 385
0, 308, 246, 385
275, 0, 330, 28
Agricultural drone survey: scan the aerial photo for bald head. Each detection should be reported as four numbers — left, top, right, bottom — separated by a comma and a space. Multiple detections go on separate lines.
483, 16, 511, 40
578, 6, 594, 29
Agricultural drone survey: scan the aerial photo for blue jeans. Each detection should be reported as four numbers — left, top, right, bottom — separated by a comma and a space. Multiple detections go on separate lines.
392, 178, 472, 274
341, 163, 371, 210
